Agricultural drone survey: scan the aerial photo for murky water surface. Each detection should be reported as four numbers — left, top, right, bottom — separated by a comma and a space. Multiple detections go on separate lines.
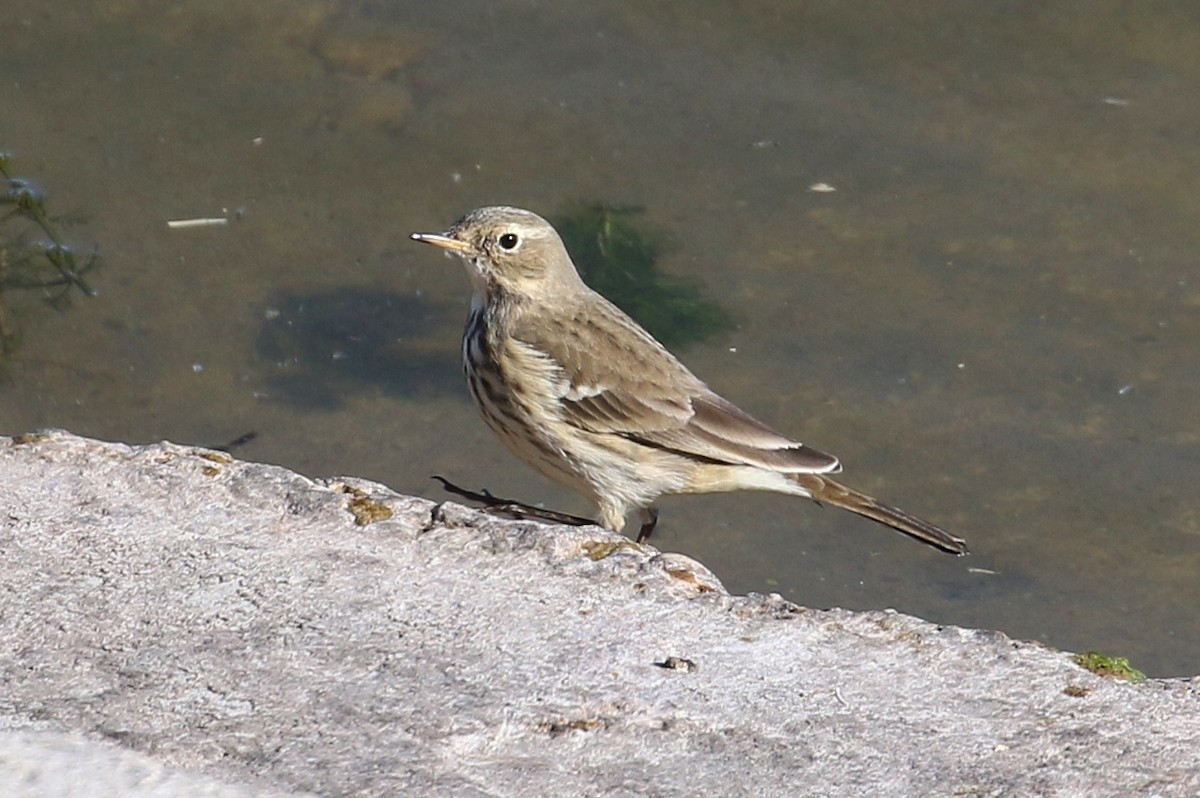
2, 1, 1198, 675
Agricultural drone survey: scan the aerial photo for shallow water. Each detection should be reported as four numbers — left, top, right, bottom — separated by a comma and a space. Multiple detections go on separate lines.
2, 0, 1198, 676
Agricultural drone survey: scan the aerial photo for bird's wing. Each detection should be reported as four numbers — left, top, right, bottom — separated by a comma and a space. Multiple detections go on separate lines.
511, 295, 841, 474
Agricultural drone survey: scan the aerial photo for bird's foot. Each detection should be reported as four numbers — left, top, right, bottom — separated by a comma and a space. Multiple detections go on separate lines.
431, 476, 595, 528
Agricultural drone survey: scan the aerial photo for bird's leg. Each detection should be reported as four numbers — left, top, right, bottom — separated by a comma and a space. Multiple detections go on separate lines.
636, 506, 660, 543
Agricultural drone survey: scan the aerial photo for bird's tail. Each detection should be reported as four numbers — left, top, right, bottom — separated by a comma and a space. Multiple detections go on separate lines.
790, 473, 968, 555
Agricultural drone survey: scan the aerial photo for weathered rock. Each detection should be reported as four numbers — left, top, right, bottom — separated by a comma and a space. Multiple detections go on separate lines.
1, 431, 1197, 797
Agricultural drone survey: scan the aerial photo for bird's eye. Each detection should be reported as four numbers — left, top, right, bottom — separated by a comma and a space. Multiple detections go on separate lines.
498, 232, 519, 250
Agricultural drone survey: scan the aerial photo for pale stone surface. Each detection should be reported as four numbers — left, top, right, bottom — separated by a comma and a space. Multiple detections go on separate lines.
0, 730, 308, 798
1, 431, 1197, 797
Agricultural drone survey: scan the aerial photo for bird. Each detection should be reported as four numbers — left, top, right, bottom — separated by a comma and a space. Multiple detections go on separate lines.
411, 206, 967, 555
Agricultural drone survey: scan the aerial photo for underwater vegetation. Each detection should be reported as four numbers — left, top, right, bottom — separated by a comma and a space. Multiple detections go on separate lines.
552, 204, 733, 348
0, 152, 99, 359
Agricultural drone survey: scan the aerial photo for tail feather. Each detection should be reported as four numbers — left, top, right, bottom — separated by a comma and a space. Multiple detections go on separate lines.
792, 473, 968, 556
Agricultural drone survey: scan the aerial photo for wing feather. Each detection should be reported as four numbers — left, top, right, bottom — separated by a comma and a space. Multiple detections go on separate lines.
512, 293, 840, 475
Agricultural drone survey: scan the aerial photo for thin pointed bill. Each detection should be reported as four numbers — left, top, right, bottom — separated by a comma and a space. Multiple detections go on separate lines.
410, 231, 473, 254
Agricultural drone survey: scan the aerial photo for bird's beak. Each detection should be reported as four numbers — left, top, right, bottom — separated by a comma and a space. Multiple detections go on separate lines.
410, 231, 474, 255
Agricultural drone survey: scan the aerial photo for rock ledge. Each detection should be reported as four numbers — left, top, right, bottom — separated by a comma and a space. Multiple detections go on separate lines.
1, 431, 1196, 797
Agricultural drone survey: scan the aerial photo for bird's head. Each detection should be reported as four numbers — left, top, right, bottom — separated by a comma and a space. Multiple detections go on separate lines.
411, 206, 585, 300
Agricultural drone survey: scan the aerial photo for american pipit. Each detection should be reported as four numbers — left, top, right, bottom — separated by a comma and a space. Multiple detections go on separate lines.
412, 206, 967, 555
